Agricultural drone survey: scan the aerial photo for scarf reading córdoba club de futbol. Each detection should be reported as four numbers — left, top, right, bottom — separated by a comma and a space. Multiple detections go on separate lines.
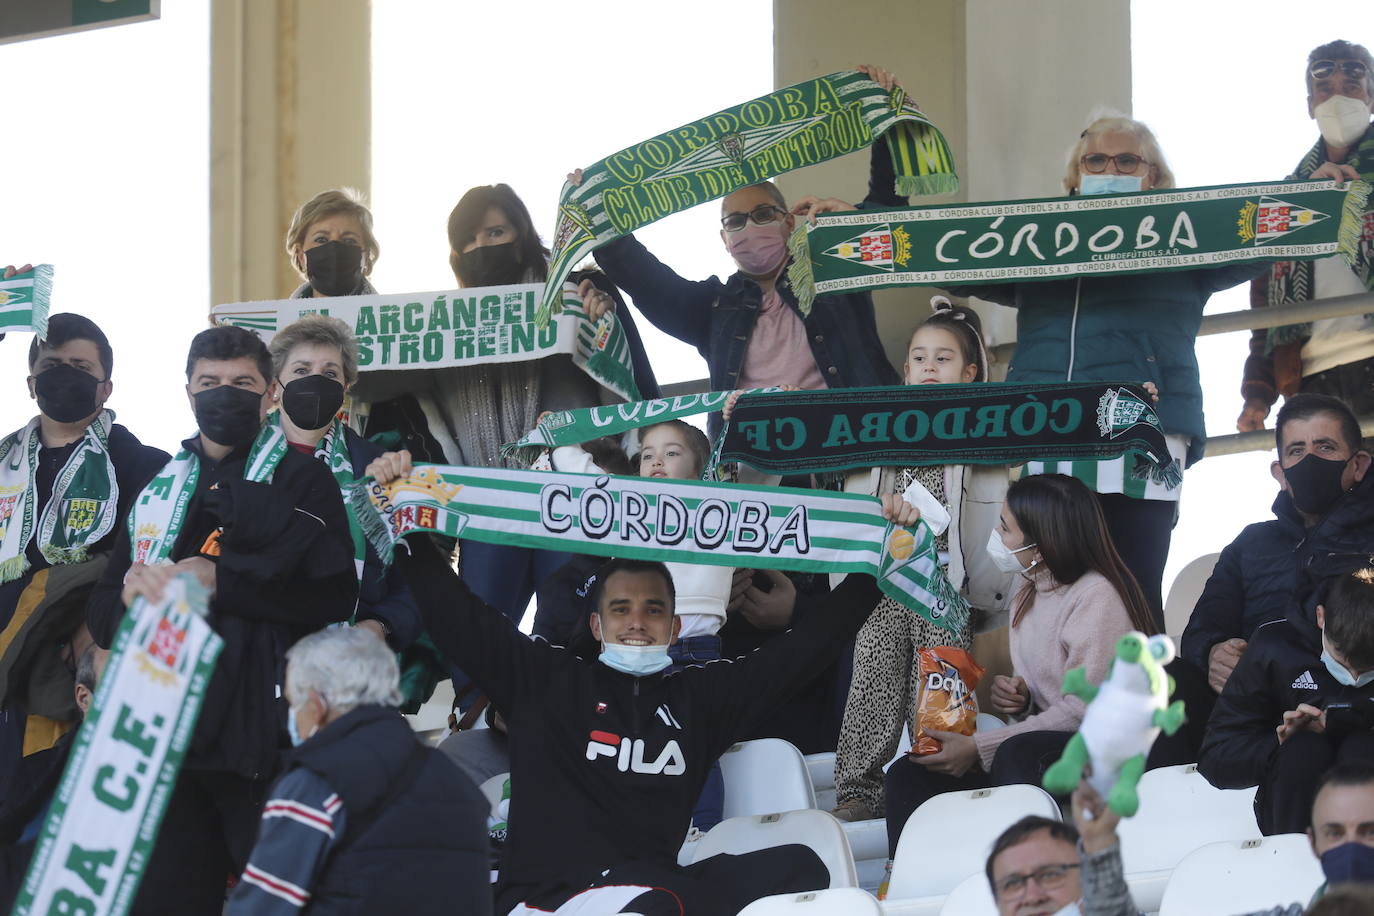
539, 70, 958, 324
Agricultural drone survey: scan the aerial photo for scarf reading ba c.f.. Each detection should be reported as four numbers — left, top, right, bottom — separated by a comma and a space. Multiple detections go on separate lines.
719, 383, 1181, 486
14, 574, 221, 916
348, 465, 968, 632
539, 70, 958, 325
128, 422, 288, 565
0, 410, 118, 584
786, 179, 1372, 314
0, 264, 53, 337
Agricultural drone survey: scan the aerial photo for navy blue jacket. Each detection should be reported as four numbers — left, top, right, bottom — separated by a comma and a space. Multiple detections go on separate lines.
593, 140, 905, 435
287, 705, 491, 915
343, 428, 422, 650
1181, 472, 1374, 675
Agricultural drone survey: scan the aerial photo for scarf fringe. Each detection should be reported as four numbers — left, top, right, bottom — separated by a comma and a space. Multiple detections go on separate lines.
348, 480, 397, 569
0, 555, 28, 586
786, 225, 818, 316
1129, 452, 1183, 489
28, 265, 54, 339
1337, 179, 1373, 265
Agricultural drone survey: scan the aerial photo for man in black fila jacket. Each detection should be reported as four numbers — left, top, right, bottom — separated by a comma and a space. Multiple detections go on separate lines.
373, 452, 897, 915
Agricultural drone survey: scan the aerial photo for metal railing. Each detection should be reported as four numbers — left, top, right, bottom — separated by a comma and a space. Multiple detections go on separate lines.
654, 291, 1374, 458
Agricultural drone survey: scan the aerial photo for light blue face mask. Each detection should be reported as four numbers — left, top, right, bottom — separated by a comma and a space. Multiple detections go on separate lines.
1322, 633, 1374, 688
600, 642, 673, 677
1078, 173, 1143, 196
287, 705, 309, 747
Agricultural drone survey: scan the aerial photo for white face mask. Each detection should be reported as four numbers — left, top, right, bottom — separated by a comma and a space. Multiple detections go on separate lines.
600, 641, 673, 677
1321, 631, 1374, 688
1314, 95, 1373, 150
987, 529, 1037, 574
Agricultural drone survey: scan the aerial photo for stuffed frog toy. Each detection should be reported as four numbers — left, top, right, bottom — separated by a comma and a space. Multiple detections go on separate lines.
1042, 631, 1186, 816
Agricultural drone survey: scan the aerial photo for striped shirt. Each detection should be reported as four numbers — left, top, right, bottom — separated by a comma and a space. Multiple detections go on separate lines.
227, 769, 346, 914
1023, 434, 1189, 502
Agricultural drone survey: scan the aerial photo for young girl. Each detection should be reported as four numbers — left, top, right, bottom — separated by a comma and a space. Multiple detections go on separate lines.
831, 301, 1017, 823
882, 472, 1159, 859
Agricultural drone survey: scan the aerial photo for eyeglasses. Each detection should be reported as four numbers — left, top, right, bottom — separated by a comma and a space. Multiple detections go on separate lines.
1080, 153, 1148, 174
1310, 59, 1370, 82
994, 863, 1081, 898
721, 205, 788, 232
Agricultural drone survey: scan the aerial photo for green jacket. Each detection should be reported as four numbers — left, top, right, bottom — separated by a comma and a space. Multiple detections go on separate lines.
950, 265, 1264, 467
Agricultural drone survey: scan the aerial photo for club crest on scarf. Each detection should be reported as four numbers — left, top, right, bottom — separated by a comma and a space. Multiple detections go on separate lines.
1096, 387, 1160, 439
133, 523, 161, 565
61, 498, 100, 541
1236, 197, 1331, 245
365, 467, 468, 541
133, 593, 197, 687
822, 224, 911, 272
0, 490, 19, 539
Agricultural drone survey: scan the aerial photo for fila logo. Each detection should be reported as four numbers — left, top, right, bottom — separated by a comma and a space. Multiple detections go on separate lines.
1292, 670, 1319, 690
585, 730, 687, 775
655, 704, 683, 730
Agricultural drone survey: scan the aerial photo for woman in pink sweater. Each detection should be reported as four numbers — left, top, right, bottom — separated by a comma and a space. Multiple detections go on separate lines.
883, 474, 1159, 858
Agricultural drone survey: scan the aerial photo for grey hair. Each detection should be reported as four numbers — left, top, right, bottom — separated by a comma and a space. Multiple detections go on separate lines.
1062, 108, 1176, 194
75, 645, 100, 693
285, 627, 403, 713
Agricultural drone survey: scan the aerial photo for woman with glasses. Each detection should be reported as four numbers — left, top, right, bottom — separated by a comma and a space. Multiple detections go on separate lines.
943, 114, 1266, 630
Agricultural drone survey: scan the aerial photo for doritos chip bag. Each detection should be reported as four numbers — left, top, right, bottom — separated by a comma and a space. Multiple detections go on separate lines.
911, 647, 985, 755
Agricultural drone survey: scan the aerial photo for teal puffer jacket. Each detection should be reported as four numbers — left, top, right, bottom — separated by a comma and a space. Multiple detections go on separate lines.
950, 264, 1264, 467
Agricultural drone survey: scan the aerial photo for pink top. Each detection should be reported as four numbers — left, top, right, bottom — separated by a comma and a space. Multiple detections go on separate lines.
973, 568, 1136, 771
737, 285, 828, 391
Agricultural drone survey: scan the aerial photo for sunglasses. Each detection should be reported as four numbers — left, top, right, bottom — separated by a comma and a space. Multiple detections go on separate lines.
1310, 59, 1370, 82
721, 205, 787, 232
1080, 152, 1148, 174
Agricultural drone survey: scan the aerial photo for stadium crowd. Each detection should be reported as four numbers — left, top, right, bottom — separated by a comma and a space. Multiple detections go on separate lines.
0, 40, 1372, 916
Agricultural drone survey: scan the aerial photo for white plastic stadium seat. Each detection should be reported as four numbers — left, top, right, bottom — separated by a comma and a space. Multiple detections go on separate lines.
975, 712, 1006, 732
692, 809, 859, 888
736, 887, 883, 914
1163, 553, 1219, 642
807, 752, 837, 811
719, 738, 817, 819
886, 784, 1061, 901
1117, 763, 1259, 912
938, 871, 998, 915
1158, 834, 1325, 916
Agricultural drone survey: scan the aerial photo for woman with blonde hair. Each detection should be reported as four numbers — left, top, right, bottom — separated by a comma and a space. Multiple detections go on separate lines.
284, 188, 380, 298
941, 112, 1264, 626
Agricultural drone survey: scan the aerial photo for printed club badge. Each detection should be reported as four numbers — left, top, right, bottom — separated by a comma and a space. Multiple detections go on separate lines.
1236, 196, 1330, 245
822, 225, 898, 272
1096, 387, 1160, 438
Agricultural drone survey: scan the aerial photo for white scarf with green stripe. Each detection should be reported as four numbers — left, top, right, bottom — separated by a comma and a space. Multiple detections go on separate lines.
128, 422, 288, 565
0, 410, 118, 584
350, 465, 967, 631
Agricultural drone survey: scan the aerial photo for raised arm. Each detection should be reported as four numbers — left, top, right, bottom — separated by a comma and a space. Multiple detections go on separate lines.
591, 235, 718, 351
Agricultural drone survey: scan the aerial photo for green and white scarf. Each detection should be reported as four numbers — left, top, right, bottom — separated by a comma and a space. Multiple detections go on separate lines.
539, 70, 958, 324
501, 387, 778, 465
214, 282, 641, 402
128, 422, 288, 565
310, 415, 366, 583
0, 410, 118, 584
13, 574, 222, 916
719, 383, 1181, 486
787, 179, 1373, 314
349, 465, 967, 631
0, 264, 53, 337
1266, 129, 1374, 349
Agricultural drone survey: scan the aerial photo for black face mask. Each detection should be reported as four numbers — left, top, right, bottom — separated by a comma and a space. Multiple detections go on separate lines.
34, 364, 102, 423
456, 242, 524, 287
304, 241, 365, 297
1284, 452, 1351, 515
194, 385, 264, 448
279, 375, 345, 432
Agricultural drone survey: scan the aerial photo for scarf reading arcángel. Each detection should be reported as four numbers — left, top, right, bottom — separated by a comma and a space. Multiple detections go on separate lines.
349, 466, 967, 632
786, 179, 1372, 314
0, 410, 118, 584
718, 383, 1181, 486
1265, 130, 1374, 350
539, 70, 958, 325
0, 264, 53, 338
127, 422, 288, 566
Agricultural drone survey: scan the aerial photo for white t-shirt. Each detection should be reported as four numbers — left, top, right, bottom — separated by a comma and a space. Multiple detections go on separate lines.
1301, 255, 1374, 377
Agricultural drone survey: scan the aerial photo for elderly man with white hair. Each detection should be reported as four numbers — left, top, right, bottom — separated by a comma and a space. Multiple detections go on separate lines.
228, 627, 490, 916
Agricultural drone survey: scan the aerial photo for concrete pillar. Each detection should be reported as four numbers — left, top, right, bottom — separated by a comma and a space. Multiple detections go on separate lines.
209, 0, 371, 309
773, 0, 1131, 373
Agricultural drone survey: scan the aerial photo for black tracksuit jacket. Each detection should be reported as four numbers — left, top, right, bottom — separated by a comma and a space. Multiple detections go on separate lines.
396, 538, 879, 913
